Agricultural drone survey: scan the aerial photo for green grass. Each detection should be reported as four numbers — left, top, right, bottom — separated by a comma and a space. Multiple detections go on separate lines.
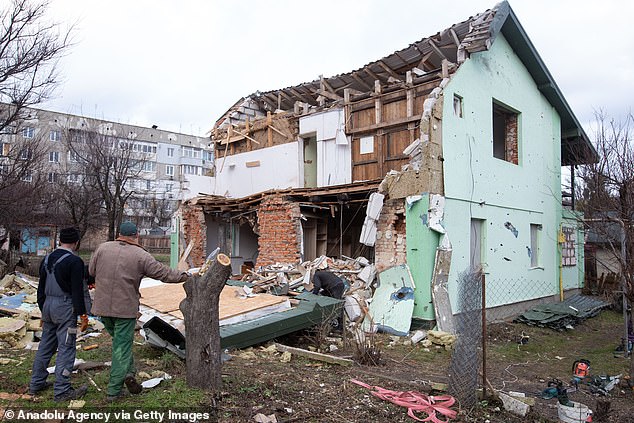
0, 335, 209, 411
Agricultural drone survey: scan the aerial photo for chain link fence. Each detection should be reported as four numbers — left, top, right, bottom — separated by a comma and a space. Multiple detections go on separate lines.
445, 269, 561, 407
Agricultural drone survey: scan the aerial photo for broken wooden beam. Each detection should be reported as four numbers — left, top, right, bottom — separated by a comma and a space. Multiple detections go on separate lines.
274, 343, 353, 366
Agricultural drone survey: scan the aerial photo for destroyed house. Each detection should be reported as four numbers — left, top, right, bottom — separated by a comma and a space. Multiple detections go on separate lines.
180, 1, 596, 325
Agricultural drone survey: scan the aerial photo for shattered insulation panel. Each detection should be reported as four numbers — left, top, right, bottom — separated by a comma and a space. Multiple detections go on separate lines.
363, 264, 415, 336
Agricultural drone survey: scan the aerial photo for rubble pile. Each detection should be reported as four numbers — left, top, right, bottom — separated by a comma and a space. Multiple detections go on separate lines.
0, 273, 41, 348
240, 255, 376, 295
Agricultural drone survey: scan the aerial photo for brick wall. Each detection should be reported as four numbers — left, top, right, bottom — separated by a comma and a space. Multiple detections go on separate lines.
181, 203, 206, 266
256, 195, 301, 267
505, 113, 518, 165
374, 199, 407, 268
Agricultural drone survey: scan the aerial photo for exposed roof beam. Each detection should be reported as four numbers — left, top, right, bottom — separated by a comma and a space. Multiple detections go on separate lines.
378, 60, 401, 81
418, 51, 435, 71
320, 75, 339, 95
449, 28, 461, 47
364, 67, 384, 83
315, 89, 343, 101
351, 72, 373, 91
289, 87, 314, 105
393, 51, 411, 67
428, 39, 448, 60
279, 90, 296, 106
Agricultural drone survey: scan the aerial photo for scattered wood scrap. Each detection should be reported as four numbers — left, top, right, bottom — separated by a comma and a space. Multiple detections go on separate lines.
274, 343, 353, 366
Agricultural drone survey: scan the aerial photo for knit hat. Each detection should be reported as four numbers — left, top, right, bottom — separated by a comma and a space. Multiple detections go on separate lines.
59, 227, 80, 244
120, 221, 138, 236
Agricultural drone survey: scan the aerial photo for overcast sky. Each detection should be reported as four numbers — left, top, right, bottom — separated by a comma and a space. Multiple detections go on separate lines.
41, 0, 633, 138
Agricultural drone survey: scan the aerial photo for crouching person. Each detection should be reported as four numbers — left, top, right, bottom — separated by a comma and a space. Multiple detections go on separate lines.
30, 227, 89, 401
89, 221, 189, 401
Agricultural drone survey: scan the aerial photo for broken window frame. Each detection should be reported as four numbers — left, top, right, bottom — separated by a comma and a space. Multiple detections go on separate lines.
492, 100, 520, 165
529, 223, 542, 268
470, 218, 486, 270
453, 94, 463, 118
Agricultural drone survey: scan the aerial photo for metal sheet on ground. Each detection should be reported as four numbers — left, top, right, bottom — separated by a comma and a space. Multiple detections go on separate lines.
364, 264, 415, 335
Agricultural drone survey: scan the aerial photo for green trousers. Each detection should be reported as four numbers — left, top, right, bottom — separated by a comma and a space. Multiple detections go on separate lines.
101, 317, 136, 396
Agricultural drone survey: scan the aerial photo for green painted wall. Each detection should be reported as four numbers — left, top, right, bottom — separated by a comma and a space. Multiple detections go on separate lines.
439, 34, 577, 309
406, 194, 440, 319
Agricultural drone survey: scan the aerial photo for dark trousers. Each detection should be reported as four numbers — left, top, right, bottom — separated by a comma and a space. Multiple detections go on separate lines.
30, 297, 77, 399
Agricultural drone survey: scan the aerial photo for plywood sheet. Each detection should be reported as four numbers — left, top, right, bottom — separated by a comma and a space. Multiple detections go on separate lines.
140, 284, 288, 321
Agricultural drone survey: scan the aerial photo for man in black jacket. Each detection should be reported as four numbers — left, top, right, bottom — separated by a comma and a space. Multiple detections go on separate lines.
29, 227, 88, 401
311, 270, 346, 299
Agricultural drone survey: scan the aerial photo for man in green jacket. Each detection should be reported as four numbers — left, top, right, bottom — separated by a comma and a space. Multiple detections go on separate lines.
89, 221, 189, 401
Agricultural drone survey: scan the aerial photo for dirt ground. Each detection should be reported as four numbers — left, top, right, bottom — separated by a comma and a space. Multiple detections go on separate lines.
215, 309, 632, 423
1, 309, 631, 422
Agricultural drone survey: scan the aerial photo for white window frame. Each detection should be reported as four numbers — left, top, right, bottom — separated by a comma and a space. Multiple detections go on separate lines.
165, 165, 174, 176
49, 130, 61, 142
49, 151, 60, 163
22, 127, 34, 139
167, 147, 174, 157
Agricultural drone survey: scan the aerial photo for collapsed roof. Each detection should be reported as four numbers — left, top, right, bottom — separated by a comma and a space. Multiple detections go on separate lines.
213, 1, 596, 166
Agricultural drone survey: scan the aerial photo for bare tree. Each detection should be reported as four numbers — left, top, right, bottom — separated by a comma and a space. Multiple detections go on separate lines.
0, 0, 72, 228
66, 128, 149, 240
575, 110, 634, 376
147, 194, 174, 229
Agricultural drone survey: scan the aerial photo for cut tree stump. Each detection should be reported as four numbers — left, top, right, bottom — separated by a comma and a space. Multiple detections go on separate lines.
179, 253, 232, 393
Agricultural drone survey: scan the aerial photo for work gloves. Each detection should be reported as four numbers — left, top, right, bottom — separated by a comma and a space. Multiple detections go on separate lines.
79, 314, 89, 332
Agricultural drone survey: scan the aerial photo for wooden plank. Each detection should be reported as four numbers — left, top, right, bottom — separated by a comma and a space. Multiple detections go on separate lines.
351, 72, 373, 91
428, 39, 448, 60
177, 242, 193, 271
347, 114, 423, 135
266, 112, 272, 147
378, 60, 401, 81
245, 160, 260, 168
274, 343, 353, 366
140, 284, 288, 321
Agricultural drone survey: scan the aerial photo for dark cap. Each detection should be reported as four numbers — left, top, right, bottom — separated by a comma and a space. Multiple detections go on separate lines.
59, 227, 80, 244
119, 221, 138, 236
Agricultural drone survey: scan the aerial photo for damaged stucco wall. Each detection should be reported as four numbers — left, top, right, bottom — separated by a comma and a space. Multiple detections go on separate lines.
441, 34, 567, 308
211, 142, 301, 198
299, 109, 351, 187
256, 195, 302, 267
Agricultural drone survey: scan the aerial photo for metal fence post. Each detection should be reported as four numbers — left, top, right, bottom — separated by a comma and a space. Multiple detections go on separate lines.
482, 273, 487, 399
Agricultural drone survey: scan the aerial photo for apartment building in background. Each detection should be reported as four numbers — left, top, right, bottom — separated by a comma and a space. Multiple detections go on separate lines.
1, 105, 213, 252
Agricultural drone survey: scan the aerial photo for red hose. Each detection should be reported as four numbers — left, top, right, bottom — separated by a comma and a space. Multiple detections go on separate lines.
350, 379, 457, 422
